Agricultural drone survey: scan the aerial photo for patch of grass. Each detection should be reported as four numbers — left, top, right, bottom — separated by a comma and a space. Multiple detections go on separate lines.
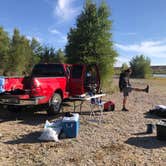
148, 77, 166, 86
101, 79, 119, 94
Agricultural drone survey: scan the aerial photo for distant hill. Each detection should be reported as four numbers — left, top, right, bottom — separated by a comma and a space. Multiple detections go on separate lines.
114, 65, 166, 74
151, 65, 166, 74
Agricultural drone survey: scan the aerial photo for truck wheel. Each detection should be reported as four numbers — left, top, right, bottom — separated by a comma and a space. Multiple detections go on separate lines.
47, 93, 62, 115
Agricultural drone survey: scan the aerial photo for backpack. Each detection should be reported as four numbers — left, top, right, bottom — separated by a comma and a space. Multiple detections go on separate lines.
119, 72, 127, 92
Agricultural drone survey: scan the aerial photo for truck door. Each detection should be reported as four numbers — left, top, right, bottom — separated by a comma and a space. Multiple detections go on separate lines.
69, 64, 86, 96
69, 64, 101, 96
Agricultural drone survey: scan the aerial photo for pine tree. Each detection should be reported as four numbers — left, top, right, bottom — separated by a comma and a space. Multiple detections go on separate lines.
8, 29, 32, 75
29, 38, 42, 71
40, 46, 57, 63
65, 0, 117, 81
130, 55, 152, 78
0, 27, 10, 75
55, 49, 66, 63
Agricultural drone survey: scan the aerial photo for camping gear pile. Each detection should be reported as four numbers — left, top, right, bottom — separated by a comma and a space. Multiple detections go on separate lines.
39, 113, 80, 142
156, 120, 166, 140
149, 105, 166, 117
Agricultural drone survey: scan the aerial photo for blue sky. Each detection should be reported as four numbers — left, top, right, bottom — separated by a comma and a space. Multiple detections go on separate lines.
0, 0, 166, 66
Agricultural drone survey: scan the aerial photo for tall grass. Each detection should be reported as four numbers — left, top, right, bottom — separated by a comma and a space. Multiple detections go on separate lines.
101, 78, 119, 94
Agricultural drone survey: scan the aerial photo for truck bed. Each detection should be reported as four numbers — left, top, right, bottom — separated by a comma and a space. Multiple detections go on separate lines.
0, 76, 30, 93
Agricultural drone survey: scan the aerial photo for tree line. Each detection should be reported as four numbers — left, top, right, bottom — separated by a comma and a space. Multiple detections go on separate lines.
0, 27, 66, 76
0, 0, 151, 79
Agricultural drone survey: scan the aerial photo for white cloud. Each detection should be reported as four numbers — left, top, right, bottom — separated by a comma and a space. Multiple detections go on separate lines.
27, 36, 42, 42
54, 0, 81, 21
115, 39, 166, 58
48, 27, 67, 44
48, 28, 61, 35
56, 35, 67, 44
114, 56, 130, 67
117, 32, 137, 36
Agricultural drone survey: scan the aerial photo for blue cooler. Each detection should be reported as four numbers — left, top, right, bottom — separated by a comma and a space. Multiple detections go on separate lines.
0, 76, 5, 93
62, 113, 79, 138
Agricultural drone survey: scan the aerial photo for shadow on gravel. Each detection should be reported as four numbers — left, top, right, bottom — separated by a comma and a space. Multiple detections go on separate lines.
132, 132, 149, 135
4, 131, 74, 145
144, 112, 164, 119
0, 103, 105, 126
4, 131, 42, 144
0, 107, 66, 126
73, 110, 103, 116
125, 136, 166, 149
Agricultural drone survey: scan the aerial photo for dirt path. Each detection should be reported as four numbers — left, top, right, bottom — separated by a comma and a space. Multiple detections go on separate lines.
0, 78, 166, 166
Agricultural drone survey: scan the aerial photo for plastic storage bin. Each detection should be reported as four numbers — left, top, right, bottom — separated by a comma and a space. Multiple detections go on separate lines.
0, 76, 5, 93
156, 120, 166, 140
62, 113, 79, 138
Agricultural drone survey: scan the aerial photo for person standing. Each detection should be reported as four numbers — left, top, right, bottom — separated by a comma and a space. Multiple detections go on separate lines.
119, 68, 149, 111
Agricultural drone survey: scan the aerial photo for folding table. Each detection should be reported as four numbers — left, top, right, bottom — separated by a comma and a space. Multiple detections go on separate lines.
68, 93, 106, 122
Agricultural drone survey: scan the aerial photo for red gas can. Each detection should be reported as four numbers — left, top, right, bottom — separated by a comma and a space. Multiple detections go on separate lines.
104, 101, 115, 111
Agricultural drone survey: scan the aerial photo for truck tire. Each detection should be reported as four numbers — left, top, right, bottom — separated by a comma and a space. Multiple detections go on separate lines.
47, 93, 62, 115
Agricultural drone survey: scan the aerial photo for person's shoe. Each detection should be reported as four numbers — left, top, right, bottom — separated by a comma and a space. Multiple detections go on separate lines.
121, 107, 129, 111
144, 85, 149, 93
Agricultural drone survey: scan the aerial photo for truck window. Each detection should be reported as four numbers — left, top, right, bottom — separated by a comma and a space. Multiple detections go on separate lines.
71, 65, 83, 79
32, 64, 65, 77
85, 67, 97, 85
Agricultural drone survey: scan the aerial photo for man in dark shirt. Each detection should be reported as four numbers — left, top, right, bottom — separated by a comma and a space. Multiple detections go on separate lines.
119, 68, 149, 111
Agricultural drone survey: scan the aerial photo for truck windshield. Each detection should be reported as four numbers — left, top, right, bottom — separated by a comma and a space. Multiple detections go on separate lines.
32, 64, 65, 77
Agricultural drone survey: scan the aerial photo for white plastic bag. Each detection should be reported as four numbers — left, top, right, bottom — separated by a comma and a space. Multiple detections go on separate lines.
155, 105, 166, 110
38, 120, 62, 142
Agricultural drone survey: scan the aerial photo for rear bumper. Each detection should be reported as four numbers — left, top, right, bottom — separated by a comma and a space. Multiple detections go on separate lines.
0, 96, 45, 106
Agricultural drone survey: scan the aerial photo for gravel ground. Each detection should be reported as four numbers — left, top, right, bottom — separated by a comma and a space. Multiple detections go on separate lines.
0, 78, 166, 166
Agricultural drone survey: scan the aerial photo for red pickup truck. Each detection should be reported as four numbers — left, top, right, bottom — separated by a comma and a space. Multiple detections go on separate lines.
0, 63, 100, 115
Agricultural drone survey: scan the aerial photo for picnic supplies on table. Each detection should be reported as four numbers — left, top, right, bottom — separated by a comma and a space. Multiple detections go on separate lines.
68, 93, 105, 112
61, 113, 79, 138
38, 119, 62, 142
